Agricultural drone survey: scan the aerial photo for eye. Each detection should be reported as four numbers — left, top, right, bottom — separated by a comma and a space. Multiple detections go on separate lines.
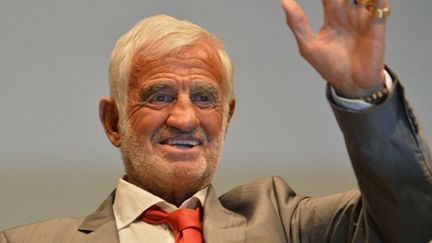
195, 95, 209, 102
191, 92, 216, 108
138, 84, 176, 108
149, 94, 174, 104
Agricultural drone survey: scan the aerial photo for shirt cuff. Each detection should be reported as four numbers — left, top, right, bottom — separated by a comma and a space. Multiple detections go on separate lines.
330, 70, 394, 110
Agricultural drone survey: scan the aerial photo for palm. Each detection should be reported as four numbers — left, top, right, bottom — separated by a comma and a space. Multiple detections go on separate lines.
282, 0, 387, 97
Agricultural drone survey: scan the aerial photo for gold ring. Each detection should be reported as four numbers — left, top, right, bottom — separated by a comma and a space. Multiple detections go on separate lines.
366, 4, 391, 19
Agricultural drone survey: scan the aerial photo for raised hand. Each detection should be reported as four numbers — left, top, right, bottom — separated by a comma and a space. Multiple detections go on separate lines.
281, 0, 390, 97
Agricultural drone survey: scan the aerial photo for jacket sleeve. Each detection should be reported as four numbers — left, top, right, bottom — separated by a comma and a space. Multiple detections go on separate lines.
325, 69, 432, 242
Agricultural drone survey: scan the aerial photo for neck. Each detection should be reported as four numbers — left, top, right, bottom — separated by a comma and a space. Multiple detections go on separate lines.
124, 175, 202, 207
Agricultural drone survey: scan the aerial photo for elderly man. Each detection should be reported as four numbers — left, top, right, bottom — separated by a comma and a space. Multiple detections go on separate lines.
2, 0, 432, 242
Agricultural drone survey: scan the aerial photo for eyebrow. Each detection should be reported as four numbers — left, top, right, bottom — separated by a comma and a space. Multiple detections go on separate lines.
191, 83, 219, 95
138, 83, 173, 101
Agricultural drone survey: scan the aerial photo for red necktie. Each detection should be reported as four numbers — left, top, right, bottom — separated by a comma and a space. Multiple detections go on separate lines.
141, 205, 203, 243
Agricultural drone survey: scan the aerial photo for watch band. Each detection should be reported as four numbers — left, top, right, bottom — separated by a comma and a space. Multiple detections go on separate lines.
357, 85, 389, 105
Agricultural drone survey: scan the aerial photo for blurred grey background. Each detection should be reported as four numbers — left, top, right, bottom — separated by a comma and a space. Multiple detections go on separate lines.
1, 0, 431, 230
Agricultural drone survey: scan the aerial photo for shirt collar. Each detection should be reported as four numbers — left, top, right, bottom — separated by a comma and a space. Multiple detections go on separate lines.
113, 177, 208, 230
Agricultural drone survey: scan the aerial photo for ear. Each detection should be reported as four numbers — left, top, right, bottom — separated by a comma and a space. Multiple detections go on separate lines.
99, 97, 122, 147
227, 98, 236, 123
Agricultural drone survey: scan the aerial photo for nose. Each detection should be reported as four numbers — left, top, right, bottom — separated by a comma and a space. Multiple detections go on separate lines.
166, 95, 199, 132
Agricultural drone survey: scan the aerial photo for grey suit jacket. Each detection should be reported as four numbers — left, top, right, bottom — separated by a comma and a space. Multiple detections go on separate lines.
2, 74, 432, 242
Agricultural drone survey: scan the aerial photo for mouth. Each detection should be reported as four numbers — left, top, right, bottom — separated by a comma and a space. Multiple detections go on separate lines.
159, 139, 202, 149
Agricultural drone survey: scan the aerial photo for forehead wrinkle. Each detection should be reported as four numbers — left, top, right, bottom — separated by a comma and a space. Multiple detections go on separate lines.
138, 67, 218, 86
133, 61, 221, 91
130, 42, 223, 89
154, 56, 218, 78
164, 57, 217, 79
174, 43, 223, 82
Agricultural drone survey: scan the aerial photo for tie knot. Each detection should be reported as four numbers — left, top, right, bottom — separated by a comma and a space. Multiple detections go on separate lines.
167, 208, 202, 234
141, 205, 203, 243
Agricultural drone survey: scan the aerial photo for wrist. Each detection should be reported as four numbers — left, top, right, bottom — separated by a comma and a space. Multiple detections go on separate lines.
334, 70, 386, 98
331, 69, 393, 108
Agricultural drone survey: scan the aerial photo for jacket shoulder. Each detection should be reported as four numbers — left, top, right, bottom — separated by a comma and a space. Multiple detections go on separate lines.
1, 217, 84, 243
218, 176, 305, 218
220, 176, 297, 200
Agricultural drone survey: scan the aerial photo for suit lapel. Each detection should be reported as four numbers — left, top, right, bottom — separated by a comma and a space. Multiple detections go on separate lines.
203, 186, 246, 243
78, 191, 120, 242
75, 186, 246, 243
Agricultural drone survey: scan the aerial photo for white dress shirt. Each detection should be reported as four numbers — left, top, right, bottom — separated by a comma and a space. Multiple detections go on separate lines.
113, 178, 208, 243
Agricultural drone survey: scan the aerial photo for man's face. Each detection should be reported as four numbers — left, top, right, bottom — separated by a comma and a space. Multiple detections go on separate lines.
119, 41, 232, 197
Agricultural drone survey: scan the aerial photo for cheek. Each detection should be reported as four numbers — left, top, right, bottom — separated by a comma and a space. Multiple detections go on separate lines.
127, 109, 168, 140
199, 110, 226, 140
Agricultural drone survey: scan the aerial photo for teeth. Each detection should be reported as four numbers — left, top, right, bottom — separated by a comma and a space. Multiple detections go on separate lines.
166, 139, 200, 146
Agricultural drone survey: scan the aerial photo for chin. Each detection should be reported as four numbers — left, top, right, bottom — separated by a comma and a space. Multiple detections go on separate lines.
167, 159, 214, 183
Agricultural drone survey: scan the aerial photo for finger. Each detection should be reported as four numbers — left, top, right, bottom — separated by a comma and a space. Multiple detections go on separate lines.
322, 0, 334, 7
371, 0, 390, 22
321, 0, 336, 26
322, 0, 350, 26
321, 0, 336, 13
355, 0, 390, 23
371, 0, 389, 9
281, 0, 314, 42
350, 0, 364, 7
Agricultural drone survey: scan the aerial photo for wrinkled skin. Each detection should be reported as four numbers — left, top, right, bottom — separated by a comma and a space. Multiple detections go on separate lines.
100, 41, 235, 206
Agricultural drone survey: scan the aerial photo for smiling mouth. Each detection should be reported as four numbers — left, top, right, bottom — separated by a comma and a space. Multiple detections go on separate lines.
159, 139, 202, 149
